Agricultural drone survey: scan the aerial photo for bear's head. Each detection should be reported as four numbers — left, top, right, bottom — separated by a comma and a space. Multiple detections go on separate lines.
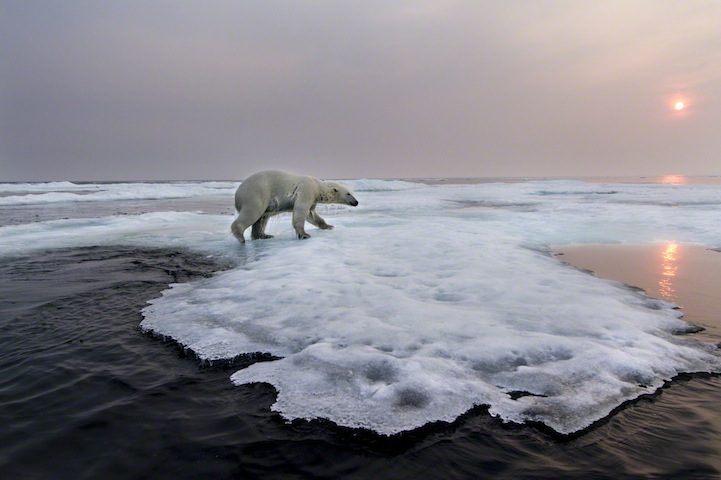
326, 182, 359, 207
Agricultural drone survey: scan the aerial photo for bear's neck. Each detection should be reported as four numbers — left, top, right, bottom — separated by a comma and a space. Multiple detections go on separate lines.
317, 184, 336, 204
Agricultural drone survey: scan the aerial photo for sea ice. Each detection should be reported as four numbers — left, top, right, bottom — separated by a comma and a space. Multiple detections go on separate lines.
0, 181, 238, 206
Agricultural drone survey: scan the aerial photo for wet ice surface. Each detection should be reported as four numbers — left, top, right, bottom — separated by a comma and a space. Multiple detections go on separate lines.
2, 179, 721, 435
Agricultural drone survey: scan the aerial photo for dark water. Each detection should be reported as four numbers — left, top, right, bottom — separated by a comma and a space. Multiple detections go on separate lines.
1, 247, 719, 480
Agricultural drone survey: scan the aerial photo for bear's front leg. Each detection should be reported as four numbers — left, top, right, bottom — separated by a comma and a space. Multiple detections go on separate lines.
307, 207, 334, 230
292, 204, 311, 239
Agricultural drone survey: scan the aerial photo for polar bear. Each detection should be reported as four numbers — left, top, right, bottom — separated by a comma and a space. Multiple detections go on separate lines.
230, 170, 359, 243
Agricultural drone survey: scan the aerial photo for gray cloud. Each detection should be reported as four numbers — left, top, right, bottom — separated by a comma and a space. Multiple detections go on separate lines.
2, 1, 721, 181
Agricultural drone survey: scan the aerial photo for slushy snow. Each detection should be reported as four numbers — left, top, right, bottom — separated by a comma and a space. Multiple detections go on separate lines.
1, 179, 720, 435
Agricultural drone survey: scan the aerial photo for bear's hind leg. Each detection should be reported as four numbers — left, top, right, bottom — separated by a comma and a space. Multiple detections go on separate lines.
232, 208, 262, 244
251, 215, 274, 240
231, 216, 248, 243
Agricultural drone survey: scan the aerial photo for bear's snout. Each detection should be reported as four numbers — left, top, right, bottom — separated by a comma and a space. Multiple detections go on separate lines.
348, 196, 359, 207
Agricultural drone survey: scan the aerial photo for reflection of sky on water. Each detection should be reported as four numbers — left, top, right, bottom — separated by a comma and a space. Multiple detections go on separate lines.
659, 243, 678, 302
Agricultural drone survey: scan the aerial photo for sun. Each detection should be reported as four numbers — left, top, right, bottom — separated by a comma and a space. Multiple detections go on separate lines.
669, 96, 690, 117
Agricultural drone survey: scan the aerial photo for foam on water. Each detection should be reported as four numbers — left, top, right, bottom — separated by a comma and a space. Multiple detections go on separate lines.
2, 179, 720, 435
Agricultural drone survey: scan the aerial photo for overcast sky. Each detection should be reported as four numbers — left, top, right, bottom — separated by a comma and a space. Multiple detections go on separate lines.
2, 1, 720, 181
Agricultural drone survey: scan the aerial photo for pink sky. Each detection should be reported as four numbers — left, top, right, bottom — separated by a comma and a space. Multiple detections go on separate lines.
2, 1, 721, 180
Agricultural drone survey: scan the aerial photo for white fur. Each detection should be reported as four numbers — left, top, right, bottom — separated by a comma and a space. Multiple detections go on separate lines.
231, 170, 358, 243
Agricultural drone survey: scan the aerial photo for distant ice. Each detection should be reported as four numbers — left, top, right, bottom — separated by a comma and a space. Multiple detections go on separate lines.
0, 178, 413, 206
0, 181, 238, 205
341, 179, 421, 192
2, 179, 720, 434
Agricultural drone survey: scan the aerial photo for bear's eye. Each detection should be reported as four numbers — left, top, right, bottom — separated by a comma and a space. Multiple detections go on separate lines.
333, 188, 338, 192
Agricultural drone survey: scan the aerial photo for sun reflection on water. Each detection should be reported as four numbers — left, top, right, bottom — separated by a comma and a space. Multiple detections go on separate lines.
659, 243, 678, 302
660, 175, 688, 185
